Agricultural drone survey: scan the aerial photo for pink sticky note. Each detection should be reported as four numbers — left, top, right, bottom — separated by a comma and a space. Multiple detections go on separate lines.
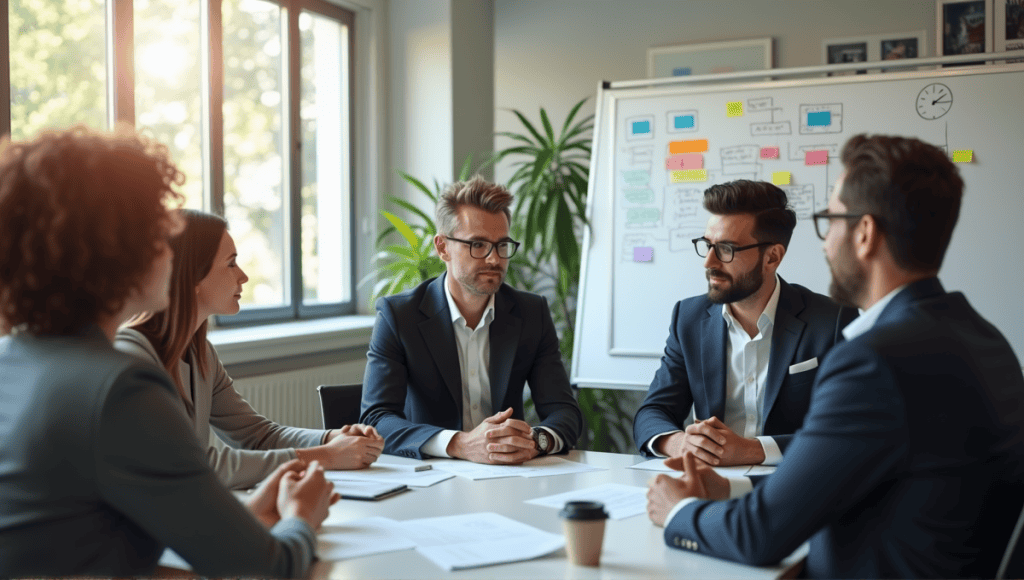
760, 147, 780, 160
665, 153, 704, 170
805, 150, 828, 165
633, 247, 653, 262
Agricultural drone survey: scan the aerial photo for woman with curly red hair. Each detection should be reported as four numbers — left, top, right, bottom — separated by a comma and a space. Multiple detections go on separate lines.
117, 209, 383, 490
0, 126, 335, 577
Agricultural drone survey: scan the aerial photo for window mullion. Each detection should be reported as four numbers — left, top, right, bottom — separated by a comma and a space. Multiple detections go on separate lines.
202, 0, 224, 215
286, 1, 302, 318
109, 0, 134, 126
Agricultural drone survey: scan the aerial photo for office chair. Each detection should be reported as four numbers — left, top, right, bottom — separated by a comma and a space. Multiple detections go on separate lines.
996, 501, 1024, 579
316, 384, 363, 430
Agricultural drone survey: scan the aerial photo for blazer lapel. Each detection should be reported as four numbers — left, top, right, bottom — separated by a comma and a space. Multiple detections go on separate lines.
764, 279, 806, 417
418, 275, 464, 417
488, 288, 520, 411
699, 303, 727, 421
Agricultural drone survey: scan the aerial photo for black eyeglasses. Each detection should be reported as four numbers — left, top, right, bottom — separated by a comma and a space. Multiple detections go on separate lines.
692, 237, 774, 263
445, 236, 521, 259
811, 211, 868, 240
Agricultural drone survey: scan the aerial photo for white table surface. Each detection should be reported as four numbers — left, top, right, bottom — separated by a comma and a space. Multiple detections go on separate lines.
311, 450, 806, 579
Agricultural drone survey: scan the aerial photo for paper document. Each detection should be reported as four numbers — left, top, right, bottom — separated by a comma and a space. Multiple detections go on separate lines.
628, 458, 776, 477
526, 483, 647, 520
396, 512, 564, 571
375, 454, 433, 471
325, 464, 454, 488
332, 480, 408, 500
318, 517, 417, 560
428, 455, 606, 480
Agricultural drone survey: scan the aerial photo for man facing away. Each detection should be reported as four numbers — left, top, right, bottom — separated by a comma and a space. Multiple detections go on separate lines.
361, 176, 583, 464
647, 134, 1024, 578
634, 180, 855, 468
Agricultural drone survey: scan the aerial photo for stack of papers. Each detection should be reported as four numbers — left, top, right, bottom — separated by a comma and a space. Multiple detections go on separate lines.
428, 455, 606, 480
325, 455, 455, 488
526, 483, 647, 519
332, 480, 408, 501
628, 458, 777, 477
318, 512, 564, 571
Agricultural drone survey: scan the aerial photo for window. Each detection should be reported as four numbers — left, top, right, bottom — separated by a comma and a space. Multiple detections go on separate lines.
3, 0, 356, 324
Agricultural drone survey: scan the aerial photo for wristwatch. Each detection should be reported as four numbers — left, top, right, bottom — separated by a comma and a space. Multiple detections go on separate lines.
531, 427, 553, 455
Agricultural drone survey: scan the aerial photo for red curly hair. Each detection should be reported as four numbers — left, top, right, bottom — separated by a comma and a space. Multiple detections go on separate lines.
0, 125, 184, 335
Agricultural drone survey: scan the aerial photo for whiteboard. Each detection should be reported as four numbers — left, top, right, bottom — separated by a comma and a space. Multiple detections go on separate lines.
572, 63, 1024, 389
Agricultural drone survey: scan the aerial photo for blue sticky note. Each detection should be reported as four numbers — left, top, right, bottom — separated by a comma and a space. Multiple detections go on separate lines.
674, 115, 695, 129
807, 111, 831, 127
672, 67, 692, 76
632, 120, 651, 135
633, 247, 653, 262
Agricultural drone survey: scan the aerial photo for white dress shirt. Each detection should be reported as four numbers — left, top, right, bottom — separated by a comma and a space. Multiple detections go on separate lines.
420, 275, 563, 457
663, 284, 907, 526
648, 275, 784, 465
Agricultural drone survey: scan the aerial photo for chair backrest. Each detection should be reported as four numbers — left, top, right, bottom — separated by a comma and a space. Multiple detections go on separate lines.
316, 384, 363, 430
997, 501, 1024, 579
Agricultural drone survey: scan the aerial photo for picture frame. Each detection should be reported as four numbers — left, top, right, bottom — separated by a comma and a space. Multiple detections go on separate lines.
823, 31, 928, 75
937, 0, 994, 56
647, 38, 773, 79
994, 0, 1024, 55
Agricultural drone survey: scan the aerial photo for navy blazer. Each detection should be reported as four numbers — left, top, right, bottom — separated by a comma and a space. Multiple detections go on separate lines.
634, 277, 855, 456
664, 278, 1024, 578
360, 275, 583, 458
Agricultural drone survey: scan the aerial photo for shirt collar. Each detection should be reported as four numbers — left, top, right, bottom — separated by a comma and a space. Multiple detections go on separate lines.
721, 273, 782, 334
443, 273, 495, 328
841, 283, 909, 340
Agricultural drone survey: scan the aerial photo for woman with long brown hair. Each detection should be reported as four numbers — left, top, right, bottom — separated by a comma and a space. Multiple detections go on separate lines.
116, 209, 383, 490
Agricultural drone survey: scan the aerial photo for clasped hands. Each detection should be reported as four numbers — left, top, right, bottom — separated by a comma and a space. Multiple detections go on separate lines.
656, 416, 765, 466
446, 407, 539, 465
246, 459, 340, 531
297, 424, 384, 470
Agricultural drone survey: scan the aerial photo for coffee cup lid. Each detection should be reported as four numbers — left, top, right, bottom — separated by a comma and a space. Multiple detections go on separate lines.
559, 501, 609, 520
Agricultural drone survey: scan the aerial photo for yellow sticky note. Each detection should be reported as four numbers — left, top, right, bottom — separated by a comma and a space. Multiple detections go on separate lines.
952, 150, 973, 163
670, 169, 708, 183
772, 171, 791, 185
726, 101, 744, 117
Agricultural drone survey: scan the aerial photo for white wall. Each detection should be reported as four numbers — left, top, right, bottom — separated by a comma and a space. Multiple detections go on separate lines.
493, 0, 935, 180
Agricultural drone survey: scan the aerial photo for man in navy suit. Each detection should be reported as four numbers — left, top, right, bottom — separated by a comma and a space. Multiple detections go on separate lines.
361, 177, 582, 463
647, 134, 1024, 578
634, 180, 854, 467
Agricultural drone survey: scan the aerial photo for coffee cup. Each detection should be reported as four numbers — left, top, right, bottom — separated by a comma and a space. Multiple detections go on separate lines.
559, 501, 609, 566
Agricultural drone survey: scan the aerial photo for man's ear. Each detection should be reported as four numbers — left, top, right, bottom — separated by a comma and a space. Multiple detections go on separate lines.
854, 215, 882, 260
765, 243, 785, 272
434, 234, 450, 262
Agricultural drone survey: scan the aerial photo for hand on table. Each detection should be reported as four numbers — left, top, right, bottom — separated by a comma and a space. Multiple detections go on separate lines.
299, 425, 385, 470
646, 452, 729, 527
657, 417, 765, 466
277, 460, 340, 532
447, 407, 539, 465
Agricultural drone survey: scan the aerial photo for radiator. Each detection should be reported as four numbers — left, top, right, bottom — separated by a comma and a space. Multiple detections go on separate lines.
232, 360, 366, 430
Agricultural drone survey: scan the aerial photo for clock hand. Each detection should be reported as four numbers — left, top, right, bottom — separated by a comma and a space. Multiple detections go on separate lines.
932, 97, 950, 105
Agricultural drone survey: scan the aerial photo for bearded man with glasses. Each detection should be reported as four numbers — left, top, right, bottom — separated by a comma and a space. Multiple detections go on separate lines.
634, 180, 856, 471
361, 177, 582, 465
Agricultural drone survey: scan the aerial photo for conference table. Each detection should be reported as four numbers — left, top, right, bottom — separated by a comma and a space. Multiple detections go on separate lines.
310, 450, 806, 579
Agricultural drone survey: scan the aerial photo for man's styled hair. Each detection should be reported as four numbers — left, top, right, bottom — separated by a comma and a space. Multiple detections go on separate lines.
0, 125, 183, 335
840, 134, 963, 273
703, 180, 798, 249
435, 176, 514, 236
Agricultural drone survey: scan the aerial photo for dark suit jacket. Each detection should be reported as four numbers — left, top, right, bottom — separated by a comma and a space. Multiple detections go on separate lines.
634, 277, 855, 456
664, 278, 1024, 578
0, 328, 315, 577
361, 275, 583, 458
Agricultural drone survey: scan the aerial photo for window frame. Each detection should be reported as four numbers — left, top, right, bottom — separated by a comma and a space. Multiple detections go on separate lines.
2, 0, 357, 327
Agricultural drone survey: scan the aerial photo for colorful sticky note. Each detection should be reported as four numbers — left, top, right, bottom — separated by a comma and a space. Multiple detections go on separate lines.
760, 147, 780, 160
633, 247, 653, 262
672, 67, 692, 76
674, 114, 695, 129
805, 150, 828, 165
726, 101, 744, 117
665, 153, 703, 170
772, 171, 791, 185
807, 111, 832, 127
952, 150, 974, 163
669, 139, 708, 154
631, 120, 651, 135
670, 169, 708, 183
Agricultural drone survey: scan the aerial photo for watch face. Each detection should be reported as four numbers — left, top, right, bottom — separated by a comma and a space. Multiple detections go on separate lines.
916, 83, 953, 120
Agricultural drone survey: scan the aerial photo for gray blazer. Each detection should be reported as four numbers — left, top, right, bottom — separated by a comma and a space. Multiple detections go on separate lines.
0, 328, 316, 577
115, 328, 325, 490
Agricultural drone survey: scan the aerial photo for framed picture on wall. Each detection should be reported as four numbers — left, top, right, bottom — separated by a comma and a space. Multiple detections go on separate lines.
823, 31, 927, 75
937, 0, 994, 56
646, 38, 773, 79
994, 0, 1024, 56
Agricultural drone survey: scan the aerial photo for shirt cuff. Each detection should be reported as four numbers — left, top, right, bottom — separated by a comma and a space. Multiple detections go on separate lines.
728, 476, 753, 498
538, 426, 563, 454
321, 430, 332, 445
647, 430, 683, 457
756, 436, 783, 465
420, 429, 458, 458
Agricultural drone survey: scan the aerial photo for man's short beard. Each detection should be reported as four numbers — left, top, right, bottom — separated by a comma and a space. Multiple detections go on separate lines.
706, 253, 765, 304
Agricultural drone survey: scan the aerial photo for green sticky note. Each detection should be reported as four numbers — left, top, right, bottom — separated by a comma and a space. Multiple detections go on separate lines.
726, 101, 744, 117
952, 150, 973, 163
772, 171, 791, 185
